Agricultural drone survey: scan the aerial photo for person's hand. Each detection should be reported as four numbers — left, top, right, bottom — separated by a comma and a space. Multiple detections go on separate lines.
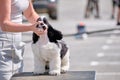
31, 21, 47, 36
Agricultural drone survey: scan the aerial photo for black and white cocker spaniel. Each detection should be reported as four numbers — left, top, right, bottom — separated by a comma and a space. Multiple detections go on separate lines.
31, 17, 70, 76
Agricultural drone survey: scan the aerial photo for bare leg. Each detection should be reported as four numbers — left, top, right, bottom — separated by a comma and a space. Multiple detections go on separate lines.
111, 0, 115, 19
117, 7, 120, 25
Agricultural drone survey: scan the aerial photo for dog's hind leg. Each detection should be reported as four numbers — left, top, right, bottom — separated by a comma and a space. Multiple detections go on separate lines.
61, 50, 70, 73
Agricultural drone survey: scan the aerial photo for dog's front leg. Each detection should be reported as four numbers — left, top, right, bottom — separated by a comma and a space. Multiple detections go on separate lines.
49, 56, 61, 76
34, 57, 45, 75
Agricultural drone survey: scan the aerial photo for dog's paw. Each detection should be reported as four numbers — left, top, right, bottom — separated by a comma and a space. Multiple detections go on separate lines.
33, 70, 45, 75
49, 71, 60, 76
61, 67, 69, 73
61, 69, 68, 73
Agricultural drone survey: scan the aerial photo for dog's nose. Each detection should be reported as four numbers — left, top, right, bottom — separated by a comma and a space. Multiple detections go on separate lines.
42, 25, 46, 30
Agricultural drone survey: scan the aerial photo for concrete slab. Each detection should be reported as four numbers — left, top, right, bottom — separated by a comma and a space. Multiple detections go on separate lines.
11, 71, 96, 80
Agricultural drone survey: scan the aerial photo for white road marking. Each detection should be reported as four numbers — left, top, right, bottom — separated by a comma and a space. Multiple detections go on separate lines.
97, 52, 120, 57
113, 30, 120, 34
110, 35, 116, 39
106, 39, 113, 44
102, 45, 109, 50
90, 61, 120, 66
90, 61, 99, 66
104, 53, 120, 57
97, 52, 105, 57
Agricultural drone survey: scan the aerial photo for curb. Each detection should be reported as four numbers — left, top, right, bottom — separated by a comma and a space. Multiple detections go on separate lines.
63, 27, 120, 37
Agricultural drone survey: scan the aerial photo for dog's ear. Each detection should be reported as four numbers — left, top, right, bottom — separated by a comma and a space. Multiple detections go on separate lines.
32, 33, 39, 44
48, 25, 63, 43
42, 17, 63, 41
54, 29, 63, 40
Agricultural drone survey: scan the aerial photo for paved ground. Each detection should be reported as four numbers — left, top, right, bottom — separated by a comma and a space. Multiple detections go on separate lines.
21, 0, 120, 80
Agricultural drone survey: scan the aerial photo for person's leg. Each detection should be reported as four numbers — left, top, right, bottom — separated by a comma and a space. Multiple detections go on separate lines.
85, 0, 91, 18
0, 54, 13, 80
117, 7, 120, 25
0, 33, 25, 80
111, 0, 116, 19
0, 72, 12, 80
116, 0, 120, 25
94, 0, 100, 18
0, 50, 24, 80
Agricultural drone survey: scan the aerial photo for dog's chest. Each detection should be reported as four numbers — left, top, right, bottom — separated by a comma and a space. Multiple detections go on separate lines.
36, 41, 61, 60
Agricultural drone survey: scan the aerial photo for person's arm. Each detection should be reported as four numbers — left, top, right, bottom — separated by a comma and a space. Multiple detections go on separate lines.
23, 0, 40, 23
0, 0, 44, 36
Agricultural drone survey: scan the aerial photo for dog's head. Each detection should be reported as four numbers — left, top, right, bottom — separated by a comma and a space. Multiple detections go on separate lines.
32, 17, 63, 44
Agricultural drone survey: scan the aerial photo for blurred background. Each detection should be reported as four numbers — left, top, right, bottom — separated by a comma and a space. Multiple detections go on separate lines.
22, 0, 120, 80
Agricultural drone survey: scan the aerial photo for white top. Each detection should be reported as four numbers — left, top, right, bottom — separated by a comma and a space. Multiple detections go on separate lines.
0, 0, 29, 46
11, 0, 29, 23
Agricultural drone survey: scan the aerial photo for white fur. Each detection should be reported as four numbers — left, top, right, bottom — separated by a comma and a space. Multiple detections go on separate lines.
31, 33, 70, 75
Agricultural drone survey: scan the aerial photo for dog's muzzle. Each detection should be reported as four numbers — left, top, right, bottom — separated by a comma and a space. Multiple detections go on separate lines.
36, 23, 47, 30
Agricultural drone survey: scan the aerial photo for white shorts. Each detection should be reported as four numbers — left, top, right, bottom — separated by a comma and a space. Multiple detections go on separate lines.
0, 32, 25, 80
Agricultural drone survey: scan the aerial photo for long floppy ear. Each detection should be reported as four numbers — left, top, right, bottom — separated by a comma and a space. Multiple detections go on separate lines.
54, 28, 63, 40
48, 26, 63, 42
32, 33, 39, 44
42, 17, 63, 41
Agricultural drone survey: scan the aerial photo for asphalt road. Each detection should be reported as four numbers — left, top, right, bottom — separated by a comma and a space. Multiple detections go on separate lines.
22, 0, 120, 80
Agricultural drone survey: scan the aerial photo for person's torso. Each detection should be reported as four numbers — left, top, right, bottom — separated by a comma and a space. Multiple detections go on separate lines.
11, 0, 29, 23
0, 0, 29, 49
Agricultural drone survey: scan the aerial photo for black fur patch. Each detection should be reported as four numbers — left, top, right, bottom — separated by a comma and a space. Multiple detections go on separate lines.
59, 41, 68, 59
47, 25, 63, 43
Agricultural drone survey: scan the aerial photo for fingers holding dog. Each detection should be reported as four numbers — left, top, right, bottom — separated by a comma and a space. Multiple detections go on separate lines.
31, 21, 48, 36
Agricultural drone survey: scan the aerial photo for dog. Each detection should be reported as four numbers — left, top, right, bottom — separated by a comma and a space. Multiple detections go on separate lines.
31, 17, 70, 75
